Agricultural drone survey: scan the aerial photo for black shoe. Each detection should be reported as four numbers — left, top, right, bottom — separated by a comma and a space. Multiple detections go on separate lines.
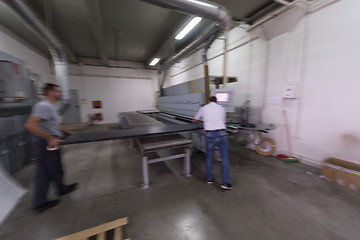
59, 183, 78, 196
33, 200, 60, 213
206, 179, 213, 184
221, 183, 232, 190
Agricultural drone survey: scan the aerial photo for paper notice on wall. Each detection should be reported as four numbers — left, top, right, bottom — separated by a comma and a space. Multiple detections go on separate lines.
0, 165, 27, 226
267, 96, 282, 105
283, 82, 297, 98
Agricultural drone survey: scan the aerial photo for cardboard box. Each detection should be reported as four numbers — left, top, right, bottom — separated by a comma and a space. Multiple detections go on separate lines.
321, 158, 360, 192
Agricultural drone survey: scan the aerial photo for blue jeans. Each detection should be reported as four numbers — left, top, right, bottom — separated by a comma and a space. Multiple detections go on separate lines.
205, 130, 231, 184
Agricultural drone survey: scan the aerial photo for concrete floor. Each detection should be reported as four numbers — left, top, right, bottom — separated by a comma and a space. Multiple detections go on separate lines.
1, 125, 360, 240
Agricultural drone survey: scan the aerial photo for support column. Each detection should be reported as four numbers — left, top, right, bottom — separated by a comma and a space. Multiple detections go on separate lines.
142, 155, 149, 188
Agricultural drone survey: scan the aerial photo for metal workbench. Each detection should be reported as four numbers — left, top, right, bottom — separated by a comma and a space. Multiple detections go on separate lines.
63, 112, 201, 188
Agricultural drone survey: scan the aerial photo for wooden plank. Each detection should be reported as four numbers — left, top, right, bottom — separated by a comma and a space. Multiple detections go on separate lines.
96, 232, 105, 240
113, 227, 122, 240
55, 217, 128, 240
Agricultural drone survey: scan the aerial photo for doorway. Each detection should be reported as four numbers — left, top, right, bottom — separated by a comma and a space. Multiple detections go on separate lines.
62, 89, 81, 125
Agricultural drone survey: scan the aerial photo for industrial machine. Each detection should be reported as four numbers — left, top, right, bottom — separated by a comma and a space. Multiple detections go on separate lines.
154, 79, 276, 156
212, 88, 234, 112
155, 80, 236, 152
0, 51, 38, 173
157, 92, 206, 152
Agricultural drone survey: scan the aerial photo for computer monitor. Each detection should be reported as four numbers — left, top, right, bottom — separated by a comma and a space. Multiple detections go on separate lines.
212, 89, 234, 112
215, 92, 230, 102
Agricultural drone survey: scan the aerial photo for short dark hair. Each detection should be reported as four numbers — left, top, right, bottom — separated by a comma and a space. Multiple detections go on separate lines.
209, 96, 217, 102
43, 83, 59, 96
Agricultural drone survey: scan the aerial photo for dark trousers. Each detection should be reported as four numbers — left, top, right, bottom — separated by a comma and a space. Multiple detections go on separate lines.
32, 137, 66, 208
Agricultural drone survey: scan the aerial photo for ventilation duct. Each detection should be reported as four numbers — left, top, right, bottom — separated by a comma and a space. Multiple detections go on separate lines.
141, 0, 231, 99
141, 0, 231, 71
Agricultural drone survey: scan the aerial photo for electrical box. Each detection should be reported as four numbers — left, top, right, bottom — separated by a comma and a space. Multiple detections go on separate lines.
283, 82, 297, 99
0, 52, 35, 173
92, 101, 102, 109
0, 61, 30, 103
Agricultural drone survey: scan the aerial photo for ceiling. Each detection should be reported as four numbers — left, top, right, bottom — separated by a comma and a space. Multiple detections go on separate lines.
0, 0, 286, 68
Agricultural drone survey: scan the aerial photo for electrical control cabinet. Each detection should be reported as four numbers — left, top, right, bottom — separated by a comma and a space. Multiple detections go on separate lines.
0, 61, 31, 103
0, 52, 36, 173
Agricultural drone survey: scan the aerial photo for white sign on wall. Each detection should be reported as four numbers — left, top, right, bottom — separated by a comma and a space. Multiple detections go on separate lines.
267, 96, 282, 105
283, 82, 297, 98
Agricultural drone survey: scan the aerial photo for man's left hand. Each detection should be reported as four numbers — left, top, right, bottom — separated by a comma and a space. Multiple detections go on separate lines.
62, 129, 72, 135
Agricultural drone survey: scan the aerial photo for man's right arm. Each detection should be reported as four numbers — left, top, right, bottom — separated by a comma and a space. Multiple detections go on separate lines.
24, 116, 63, 146
192, 108, 203, 123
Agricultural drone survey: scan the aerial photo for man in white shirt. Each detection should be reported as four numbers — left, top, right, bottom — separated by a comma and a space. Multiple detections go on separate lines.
192, 96, 232, 190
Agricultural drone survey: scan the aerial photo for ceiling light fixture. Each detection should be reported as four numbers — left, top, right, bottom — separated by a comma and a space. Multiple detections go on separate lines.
175, 17, 202, 40
149, 57, 161, 66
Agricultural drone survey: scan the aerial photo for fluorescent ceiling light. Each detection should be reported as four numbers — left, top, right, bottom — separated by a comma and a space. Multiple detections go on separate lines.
175, 17, 202, 40
149, 57, 161, 66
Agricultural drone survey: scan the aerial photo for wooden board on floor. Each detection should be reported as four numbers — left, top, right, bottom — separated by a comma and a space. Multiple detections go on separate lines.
55, 217, 129, 240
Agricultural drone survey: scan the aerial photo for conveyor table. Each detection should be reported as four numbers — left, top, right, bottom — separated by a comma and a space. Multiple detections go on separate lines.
62, 113, 202, 188
62, 124, 202, 145
137, 134, 192, 188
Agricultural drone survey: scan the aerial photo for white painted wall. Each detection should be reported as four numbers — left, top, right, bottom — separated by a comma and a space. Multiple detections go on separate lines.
165, 0, 360, 166
292, 0, 360, 165
67, 65, 158, 123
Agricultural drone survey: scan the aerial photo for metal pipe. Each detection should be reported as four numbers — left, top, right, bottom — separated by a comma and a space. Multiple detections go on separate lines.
223, 30, 228, 88
141, 0, 231, 72
296, 0, 321, 4
295, 5, 311, 136
274, 0, 321, 6
140, 0, 231, 30
171, 35, 258, 78
1, 0, 70, 109
247, 4, 290, 32
161, 24, 219, 71
201, 30, 217, 101
248, 0, 322, 32
201, 47, 209, 101
157, 71, 162, 93
246, 2, 280, 25
157, 70, 166, 96
246, 35, 254, 100
141, 0, 232, 99
273, 0, 291, 6
203, 64, 210, 102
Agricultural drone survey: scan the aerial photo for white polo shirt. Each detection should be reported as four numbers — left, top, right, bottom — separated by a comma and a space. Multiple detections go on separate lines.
194, 102, 226, 131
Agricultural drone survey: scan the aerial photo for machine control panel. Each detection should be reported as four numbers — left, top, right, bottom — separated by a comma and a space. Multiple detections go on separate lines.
212, 89, 234, 112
